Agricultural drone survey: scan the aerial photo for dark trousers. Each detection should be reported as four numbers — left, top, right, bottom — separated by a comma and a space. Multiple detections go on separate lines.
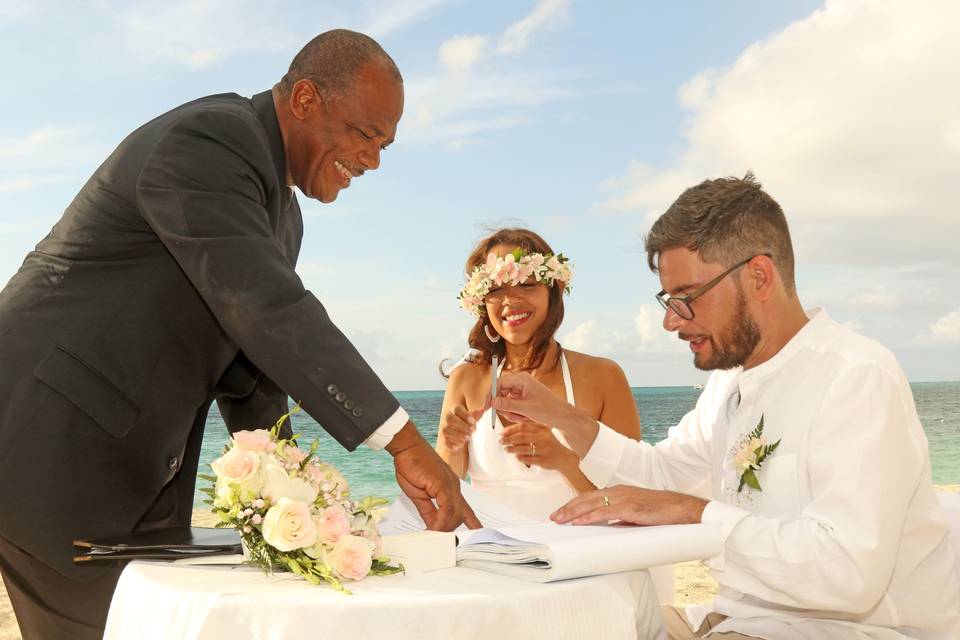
0, 533, 125, 640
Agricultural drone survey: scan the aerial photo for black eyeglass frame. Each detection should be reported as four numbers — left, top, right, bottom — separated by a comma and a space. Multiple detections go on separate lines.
655, 253, 771, 321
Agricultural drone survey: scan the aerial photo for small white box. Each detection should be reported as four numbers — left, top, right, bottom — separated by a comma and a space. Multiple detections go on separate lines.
381, 531, 456, 573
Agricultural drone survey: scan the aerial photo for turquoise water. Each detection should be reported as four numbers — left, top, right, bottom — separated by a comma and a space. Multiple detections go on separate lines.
195, 382, 960, 506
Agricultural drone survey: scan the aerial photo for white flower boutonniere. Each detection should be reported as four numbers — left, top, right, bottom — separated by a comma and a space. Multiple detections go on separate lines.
731, 415, 781, 492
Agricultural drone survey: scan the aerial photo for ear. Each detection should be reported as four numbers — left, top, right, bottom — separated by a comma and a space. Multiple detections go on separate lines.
288, 79, 319, 121
747, 254, 776, 302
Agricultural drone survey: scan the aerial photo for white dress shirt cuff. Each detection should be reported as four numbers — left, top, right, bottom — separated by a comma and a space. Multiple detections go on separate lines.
701, 500, 749, 571
579, 421, 629, 488
362, 407, 410, 450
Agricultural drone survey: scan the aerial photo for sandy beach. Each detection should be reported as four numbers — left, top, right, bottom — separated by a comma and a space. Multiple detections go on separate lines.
2, 485, 958, 639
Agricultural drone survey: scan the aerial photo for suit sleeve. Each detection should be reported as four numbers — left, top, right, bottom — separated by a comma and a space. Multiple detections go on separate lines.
135, 106, 399, 450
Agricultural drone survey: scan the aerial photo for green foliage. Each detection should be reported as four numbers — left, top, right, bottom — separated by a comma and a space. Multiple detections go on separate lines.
737, 414, 782, 493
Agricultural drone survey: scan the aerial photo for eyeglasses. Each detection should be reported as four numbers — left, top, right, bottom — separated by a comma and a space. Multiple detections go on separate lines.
655, 254, 769, 321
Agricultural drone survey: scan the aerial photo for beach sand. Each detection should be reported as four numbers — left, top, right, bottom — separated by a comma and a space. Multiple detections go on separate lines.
2, 485, 958, 639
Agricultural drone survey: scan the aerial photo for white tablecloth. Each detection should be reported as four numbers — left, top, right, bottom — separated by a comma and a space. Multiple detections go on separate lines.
104, 561, 666, 639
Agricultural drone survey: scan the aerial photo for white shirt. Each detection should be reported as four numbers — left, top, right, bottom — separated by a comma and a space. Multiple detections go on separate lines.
363, 407, 409, 450
581, 309, 960, 639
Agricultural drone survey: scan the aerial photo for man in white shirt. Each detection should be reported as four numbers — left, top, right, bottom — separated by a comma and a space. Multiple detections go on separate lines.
494, 173, 960, 639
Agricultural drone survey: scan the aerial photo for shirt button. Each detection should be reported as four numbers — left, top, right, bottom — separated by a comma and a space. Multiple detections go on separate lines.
167, 456, 179, 470
343, 400, 355, 410
335, 392, 347, 403
351, 407, 363, 417
326, 384, 338, 395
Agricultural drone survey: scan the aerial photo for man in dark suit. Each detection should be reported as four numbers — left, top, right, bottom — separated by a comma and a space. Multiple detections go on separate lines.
0, 29, 478, 639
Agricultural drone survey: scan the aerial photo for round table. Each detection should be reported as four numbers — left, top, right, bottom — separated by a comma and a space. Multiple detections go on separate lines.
104, 561, 665, 639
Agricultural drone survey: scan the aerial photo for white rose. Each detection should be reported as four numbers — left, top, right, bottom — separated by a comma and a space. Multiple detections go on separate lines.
211, 447, 263, 504
261, 497, 318, 552
261, 461, 319, 506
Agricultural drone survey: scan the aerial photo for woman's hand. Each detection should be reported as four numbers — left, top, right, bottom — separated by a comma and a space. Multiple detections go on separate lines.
499, 420, 578, 472
437, 405, 482, 452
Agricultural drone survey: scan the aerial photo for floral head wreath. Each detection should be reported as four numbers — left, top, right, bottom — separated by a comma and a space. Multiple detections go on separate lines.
458, 248, 573, 318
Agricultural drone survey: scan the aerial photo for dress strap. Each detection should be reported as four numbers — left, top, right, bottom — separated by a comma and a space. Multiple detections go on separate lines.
560, 351, 575, 406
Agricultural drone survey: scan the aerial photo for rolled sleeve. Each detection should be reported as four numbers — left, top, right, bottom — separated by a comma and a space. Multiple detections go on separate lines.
579, 422, 629, 488
363, 406, 410, 450
701, 500, 749, 571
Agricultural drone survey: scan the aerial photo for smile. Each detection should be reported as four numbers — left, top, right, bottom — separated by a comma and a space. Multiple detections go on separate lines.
334, 160, 359, 186
502, 311, 531, 327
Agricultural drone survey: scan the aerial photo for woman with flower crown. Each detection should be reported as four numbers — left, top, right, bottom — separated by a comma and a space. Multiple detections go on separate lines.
436, 228, 641, 521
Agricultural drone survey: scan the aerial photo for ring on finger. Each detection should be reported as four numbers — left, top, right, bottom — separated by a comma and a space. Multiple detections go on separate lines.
530, 442, 536, 457
602, 495, 610, 508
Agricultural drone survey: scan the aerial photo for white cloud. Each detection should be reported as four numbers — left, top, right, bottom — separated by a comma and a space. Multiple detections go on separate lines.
928, 310, 960, 342
403, 0, 577, 148
561, 305, 685, 356
0, 126, 105, 193
562, 320, 610, 353
497, 0, 571, 54
599, 0, 960, 265
849, 290, 901, 309
101, 0, 304, 69
359, 0, 452, 39
439, 35, 490, 72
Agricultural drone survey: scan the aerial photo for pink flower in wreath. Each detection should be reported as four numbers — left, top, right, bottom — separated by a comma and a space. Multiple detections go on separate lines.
490, 254, 519, 286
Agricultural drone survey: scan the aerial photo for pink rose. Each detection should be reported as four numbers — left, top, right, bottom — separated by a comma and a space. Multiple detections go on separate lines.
232, 429, 276, 453
315, 504, 351, 544
327, 535, 374, 581
261, 498, 318, 552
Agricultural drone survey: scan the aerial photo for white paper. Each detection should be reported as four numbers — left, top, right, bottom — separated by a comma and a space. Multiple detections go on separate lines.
378, 480, 537, 536
457, 521, 721, 583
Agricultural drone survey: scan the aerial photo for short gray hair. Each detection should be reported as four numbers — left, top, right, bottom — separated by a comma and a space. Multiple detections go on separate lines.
645, 172, 796, 294
278, 29, 402, 101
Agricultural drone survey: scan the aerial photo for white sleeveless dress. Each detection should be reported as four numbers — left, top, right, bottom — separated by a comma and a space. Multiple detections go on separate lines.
466, 352, 579, 521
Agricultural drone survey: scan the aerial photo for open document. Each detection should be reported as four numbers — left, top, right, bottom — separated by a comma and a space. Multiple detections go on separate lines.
379, 482, 721, 582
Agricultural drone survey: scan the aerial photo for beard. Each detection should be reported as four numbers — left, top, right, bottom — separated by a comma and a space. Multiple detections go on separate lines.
693, 287, 761, 371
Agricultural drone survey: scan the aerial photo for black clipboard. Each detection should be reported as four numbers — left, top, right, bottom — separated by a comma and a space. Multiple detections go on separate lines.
73, 526, 241, 562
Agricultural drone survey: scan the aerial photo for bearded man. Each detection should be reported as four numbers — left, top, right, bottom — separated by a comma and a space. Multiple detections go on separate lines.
494, 174, 960, 639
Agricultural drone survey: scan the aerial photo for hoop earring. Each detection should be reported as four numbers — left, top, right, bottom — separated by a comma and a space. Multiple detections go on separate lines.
484, 324, 501, 343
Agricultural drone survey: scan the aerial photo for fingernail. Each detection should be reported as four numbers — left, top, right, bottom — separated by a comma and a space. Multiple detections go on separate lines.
467, 417, 476, 424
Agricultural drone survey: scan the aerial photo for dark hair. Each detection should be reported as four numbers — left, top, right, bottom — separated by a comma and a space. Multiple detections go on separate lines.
278, 29, 402, 101
645, 172, 796, 294
464, 228, 566, 373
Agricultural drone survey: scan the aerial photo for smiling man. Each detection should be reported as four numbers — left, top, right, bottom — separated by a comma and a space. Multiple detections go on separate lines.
0, 29, 476, 640
493, 174, 960, 639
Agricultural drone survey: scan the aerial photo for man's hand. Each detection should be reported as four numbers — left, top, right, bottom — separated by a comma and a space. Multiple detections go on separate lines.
386, 422, 481, 530
492, 372, 599, 456
550, 485, 708, 526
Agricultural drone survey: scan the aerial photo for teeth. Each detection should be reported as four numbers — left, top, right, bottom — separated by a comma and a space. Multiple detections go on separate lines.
334, 160, 353, 181
504, 312, 531, 322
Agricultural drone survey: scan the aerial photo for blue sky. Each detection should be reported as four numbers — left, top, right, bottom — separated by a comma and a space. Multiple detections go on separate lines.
2, 0, 958, 390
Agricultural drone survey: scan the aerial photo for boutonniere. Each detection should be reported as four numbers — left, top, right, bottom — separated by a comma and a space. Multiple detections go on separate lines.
731, 415, 781, 492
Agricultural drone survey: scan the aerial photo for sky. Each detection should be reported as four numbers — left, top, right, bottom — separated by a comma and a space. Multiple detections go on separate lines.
2, 0, 958, 390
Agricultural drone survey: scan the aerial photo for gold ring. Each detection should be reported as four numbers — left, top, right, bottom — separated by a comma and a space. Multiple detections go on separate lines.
602, 495, 610, 508
530, 442, 536, 456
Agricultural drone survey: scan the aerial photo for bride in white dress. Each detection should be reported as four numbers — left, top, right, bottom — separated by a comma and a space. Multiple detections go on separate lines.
436, 228, 641, 521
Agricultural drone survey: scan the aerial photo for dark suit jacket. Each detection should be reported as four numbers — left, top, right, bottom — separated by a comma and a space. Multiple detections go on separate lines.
0, 91, 400, 579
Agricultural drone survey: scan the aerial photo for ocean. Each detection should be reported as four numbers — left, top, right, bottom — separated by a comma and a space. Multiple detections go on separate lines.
195, 382, 960, 506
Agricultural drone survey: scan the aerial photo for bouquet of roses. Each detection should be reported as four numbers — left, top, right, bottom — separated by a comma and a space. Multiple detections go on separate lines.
200, 406, 402, 592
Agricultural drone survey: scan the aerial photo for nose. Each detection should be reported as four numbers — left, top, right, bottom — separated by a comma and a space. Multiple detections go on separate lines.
662, 306, 684, 332
358, 144, 382, 171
